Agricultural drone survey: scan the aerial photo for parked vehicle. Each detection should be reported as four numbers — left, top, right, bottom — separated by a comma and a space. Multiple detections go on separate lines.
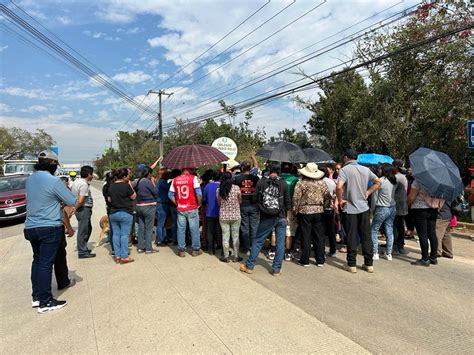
1, 160, 36, 176
0, 174, 28, 221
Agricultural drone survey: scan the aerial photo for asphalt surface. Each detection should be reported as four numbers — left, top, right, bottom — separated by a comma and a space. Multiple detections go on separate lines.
1, 183, 473, 353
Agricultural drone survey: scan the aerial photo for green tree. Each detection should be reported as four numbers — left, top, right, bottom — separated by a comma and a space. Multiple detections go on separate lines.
0, 126, 55, 159
302, 2, 473, 171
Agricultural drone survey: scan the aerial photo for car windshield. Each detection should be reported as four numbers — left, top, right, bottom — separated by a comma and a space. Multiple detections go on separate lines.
4, 163, 35, 174
0, 176, 28, 192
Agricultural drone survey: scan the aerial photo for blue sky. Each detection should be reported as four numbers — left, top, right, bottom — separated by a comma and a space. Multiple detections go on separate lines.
0, 0, 416, 162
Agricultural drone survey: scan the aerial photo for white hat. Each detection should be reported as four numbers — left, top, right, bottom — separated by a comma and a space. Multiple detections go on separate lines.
298, 162, 324, 180
225, 159, 240, 170
38, 150, 59, 162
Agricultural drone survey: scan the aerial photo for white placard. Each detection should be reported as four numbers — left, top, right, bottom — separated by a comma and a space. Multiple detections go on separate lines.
211, 137, 238, 160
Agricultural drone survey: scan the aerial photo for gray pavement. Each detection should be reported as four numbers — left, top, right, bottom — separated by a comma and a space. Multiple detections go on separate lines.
0, 184, 473, 354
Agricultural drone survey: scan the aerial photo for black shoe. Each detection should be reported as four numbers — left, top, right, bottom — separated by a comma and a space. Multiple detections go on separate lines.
298, 261, 310, 268
219, 257, 230, 263
398, 246, 407, 255
326, 252, 336, 258
58, 278, 76, 290
232, 256, 243, 263
37, 299, 67, 314
411, 259, 430, 267
429, 258, 438, 265
79, 253, 96, 259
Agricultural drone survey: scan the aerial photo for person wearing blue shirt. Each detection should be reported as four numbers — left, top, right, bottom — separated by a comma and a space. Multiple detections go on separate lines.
203, 171, 221, 254
24, 150, 79, 314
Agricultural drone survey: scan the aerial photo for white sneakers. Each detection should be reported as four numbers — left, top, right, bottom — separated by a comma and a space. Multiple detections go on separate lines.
373, 252, 392, 261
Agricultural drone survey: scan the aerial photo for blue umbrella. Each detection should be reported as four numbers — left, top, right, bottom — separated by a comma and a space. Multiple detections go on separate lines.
409, 147, 463, 203
357, 153, 393, 166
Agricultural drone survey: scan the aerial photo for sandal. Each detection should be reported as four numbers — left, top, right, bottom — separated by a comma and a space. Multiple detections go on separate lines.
145, 249, 159, 254
114, 257, 121, 264
339, 247, 347, 253
120, 257, 135, 264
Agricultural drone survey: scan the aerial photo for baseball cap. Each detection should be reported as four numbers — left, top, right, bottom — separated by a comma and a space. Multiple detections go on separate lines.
38, 150, 59, 162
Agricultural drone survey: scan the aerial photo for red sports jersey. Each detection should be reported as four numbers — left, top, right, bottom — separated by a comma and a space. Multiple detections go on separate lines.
172, 174, 198, 212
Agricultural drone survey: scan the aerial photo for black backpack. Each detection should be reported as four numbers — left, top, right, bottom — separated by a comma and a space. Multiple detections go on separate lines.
258, 177, 283, 215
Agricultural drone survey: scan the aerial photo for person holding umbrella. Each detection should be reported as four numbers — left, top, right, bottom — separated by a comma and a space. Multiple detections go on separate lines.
407, 179, 443, 266
408, 148, 464, 266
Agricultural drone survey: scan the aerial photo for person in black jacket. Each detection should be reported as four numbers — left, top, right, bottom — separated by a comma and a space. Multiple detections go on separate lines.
240, 163, 290, 276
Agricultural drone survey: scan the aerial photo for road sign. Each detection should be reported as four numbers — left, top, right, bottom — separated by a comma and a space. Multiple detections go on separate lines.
468, 121, 474, 149
212, 137, 238, 160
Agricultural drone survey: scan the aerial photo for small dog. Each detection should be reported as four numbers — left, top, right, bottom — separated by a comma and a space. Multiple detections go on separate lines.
97, 215, 110, 246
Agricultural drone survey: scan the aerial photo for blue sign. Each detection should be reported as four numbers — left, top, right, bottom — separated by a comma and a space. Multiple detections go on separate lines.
51, 146, 59, 155
469, 121, 474, 149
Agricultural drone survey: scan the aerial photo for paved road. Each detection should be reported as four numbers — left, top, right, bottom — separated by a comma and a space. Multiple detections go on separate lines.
1, 184, 473, 354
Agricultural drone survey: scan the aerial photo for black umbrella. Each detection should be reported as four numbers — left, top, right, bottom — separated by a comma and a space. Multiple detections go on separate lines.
303, 148, 335, 164
256, 141, 307, 164
409, 147, 464, 203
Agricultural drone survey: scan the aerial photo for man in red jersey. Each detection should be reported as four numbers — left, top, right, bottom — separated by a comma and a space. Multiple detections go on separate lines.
169, 168, 203, 257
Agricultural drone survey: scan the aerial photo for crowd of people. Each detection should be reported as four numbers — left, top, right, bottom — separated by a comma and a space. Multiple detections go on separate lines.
23, 148, 472, 313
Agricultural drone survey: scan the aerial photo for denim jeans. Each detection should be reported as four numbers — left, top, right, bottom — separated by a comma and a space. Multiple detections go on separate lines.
220, 219, 241, 258
170, 204, 178, 243
371, 206, 396, 255
240, 204, 259, 250
54, 232, 70, 289
177, 208, 201, 251
110, 211, 133, 258
75, 206, 92, 256
136, 205, 156, 251
24, 226, 63, 305
246, 216, 286, 273
155, 203, 169, 243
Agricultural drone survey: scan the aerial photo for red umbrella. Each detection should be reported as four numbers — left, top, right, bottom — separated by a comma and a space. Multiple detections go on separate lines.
162, 144, 229, 169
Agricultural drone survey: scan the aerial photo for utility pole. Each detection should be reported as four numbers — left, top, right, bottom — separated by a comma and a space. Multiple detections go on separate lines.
147, 89, 173, 163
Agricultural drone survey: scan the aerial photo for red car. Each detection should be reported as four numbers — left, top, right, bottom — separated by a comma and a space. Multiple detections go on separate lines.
0, 174, 28, 221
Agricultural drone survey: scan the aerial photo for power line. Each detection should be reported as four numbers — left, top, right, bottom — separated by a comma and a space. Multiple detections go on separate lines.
155, 0, 271, 89
172, 0, 328, 96
161, 21, 473, 131
169, 0, 406, 118
0, 3, 157, 117
162, 0, 296, 90
168, 3, 419, 119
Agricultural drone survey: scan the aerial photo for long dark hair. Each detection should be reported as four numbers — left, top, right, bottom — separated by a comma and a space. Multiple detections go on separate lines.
219, 172, 233, 200
382, 164, 397, 185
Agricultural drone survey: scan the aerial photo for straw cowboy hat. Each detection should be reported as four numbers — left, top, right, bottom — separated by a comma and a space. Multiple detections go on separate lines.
298, 162, 325, 180
225, 159, 240, 170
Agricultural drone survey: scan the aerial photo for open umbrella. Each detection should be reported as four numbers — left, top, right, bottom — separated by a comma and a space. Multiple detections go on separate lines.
162, 144, 229, 169
256, 141, 307, 164
303, 148, 335, 164
357, 153, 393, 166
409, 147, 463, 202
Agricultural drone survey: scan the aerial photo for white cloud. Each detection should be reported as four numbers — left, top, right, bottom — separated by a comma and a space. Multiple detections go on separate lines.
56, 16, 71, 25
0, 45, 8, 52
112, 70, 152, 84
0, 103, 11, 112
148, 59, 160, 67
93, 32, 107, 39
0, 86, 48, 99
117, 26, 144, 34
158, 73, 170, 81
123, 57, 132, 63
21, 105, 48, 113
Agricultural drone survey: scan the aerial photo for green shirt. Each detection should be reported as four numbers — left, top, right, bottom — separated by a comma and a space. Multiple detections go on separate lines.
280, 173, 299, 199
